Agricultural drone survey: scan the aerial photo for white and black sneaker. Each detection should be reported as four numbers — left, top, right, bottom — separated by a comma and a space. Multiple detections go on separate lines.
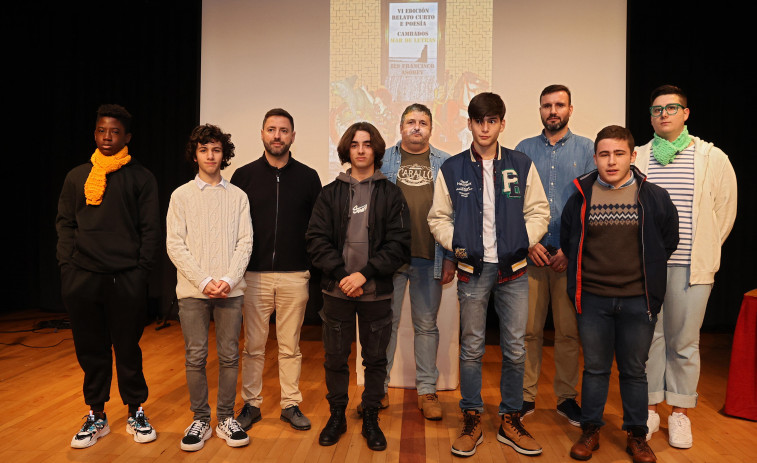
71, 410, 110, 448
181, 420, 212, 452
216, 417, 250, 448
126, 407, 157, 443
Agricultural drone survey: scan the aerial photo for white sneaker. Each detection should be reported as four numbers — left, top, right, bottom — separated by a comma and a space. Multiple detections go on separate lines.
71, 411, 110, 448
646, 410, 660, 441
216, 417, 250, 447
668, 412, 693, 448
126, 407, 157, 443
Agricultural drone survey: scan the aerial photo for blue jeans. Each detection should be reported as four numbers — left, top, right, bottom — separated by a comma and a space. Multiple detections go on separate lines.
577, 292, 655, 430
385, 258, 443, 394
179, 296, 243, 422
458, 263, 528, 414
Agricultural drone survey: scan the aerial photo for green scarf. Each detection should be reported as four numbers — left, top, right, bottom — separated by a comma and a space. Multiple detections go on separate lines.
652, 126, 691, 166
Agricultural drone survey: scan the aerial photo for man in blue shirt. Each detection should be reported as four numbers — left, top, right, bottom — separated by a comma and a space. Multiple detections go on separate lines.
515, 85, 594, 426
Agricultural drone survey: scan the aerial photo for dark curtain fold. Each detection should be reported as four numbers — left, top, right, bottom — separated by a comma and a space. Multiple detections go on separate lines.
10, 1, 200, 319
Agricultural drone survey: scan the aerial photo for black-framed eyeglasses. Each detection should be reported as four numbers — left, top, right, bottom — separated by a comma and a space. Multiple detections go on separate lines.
649, 103, 685, 117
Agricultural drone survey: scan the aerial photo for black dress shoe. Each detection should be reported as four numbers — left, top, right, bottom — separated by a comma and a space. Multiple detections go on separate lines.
319, 407, 347, 446
361, 407, 387, 451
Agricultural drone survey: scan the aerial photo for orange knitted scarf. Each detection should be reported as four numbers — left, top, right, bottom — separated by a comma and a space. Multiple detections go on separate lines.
84, 147, 132, 205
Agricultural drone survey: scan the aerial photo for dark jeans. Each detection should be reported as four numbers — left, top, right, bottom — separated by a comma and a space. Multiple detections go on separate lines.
320, 294, 392, 409
577, 292, 656, 431
61, 265, 149, 408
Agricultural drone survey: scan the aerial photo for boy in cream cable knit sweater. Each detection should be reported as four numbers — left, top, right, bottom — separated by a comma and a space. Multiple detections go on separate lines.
166, 124, 253, 452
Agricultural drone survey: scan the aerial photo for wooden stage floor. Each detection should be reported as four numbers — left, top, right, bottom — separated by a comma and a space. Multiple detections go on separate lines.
0, 310, 753, 462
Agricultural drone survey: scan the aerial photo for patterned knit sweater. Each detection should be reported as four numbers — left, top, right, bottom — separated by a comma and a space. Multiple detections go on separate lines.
582, 181, 644, 297
166, 179, 253, 299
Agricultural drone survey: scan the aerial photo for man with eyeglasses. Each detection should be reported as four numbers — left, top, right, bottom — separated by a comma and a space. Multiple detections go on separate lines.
634, 85, 737, 449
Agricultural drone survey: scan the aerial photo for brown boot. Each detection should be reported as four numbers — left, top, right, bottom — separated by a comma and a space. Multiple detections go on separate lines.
570, 425, 600, 460
418, 393, 443, 421
627, 432, 657, 463
451, 410, 483, 457
497, 412, 543, 455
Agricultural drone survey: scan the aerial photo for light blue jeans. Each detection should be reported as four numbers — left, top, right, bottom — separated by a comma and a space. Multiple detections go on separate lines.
384, 258, 443, 394
179, 296, 243, 422
458, 263, 529, 414
647, 265, 712, 408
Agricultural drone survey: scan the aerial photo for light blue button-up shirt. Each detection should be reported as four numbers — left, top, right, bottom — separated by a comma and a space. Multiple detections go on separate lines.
515, 129, 594, 249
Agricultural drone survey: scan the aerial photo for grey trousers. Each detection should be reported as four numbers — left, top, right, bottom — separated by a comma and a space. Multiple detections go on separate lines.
179, 296, 243, 422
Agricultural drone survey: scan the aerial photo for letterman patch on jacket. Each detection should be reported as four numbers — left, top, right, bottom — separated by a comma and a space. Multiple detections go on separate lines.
457, 261, 474, 274
454, 247, 468, 259
502, 169, 521, 198
456, 179, 473, 198
511, 258, 527, 272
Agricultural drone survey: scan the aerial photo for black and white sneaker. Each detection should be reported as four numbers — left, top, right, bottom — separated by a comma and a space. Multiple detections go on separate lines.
520, 400, 535, 420
556, 399, 582, 427
216, 417, 250, 448
126, 407, 157, 443
181, 420, 212, 452
71, 410, 110, 448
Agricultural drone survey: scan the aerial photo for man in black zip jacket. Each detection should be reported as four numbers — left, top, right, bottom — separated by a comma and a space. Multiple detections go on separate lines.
230, 108, 322, 432
306, 122, 410, 451
561, 125, 678, 463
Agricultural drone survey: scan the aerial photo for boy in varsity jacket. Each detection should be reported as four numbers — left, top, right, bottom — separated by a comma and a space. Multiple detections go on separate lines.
427, 92, 550, 457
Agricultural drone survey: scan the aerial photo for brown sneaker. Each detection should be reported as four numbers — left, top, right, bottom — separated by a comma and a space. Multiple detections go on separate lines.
418, 393, 443, 421
451, 410, 483, 457
570, 425, 600, 460
497, 412, 543, 455
626, 432, 657, 463
357, 394, 389, 416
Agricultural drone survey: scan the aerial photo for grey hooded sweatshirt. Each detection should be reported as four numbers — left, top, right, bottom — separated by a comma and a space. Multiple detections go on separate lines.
325, 169, 391, 301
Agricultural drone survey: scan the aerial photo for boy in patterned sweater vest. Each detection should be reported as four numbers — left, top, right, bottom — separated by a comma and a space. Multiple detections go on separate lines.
560, 126, 678, 463
167, 124, 253, 452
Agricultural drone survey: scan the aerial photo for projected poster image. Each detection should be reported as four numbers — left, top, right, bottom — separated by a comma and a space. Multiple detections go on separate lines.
384, 2, 441, 102
329, 0, 492, 177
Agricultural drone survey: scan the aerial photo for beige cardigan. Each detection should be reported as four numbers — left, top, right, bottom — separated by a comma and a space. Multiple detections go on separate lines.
634, 136, 737, 285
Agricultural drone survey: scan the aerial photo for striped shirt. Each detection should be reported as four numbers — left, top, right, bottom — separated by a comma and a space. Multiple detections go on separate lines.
646, 145, 694, 265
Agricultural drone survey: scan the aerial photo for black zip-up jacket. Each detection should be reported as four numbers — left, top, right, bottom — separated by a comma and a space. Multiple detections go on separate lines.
560, 167, 678, 316
231, 154, 321, 271
306, 174, 411, 296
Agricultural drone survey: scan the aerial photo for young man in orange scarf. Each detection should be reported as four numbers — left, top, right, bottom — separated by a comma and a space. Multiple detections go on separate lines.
57, 104, 161, 449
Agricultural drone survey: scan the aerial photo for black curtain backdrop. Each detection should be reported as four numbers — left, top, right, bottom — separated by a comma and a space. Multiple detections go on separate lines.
9, 2, 754, 331
11, 2, 200, 319
627, 2, 755, 331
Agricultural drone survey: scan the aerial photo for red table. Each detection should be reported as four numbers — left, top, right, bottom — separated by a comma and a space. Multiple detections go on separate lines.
724, 289, 757, 420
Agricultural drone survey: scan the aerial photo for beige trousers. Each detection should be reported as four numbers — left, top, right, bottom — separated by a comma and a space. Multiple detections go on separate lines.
241, 271, 310, 409
523, 265, 580, 404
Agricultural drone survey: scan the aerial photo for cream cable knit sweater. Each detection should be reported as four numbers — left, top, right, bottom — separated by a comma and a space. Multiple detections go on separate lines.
166, 180, 253, 299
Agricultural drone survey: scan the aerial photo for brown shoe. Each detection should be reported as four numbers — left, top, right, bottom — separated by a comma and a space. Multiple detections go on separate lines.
418, 393, 443, 421
451, 410, 483, 457
627, 432, 657, 463
570, 425, 600, 460
497, 412, 543, 455
357, 394, 389, 416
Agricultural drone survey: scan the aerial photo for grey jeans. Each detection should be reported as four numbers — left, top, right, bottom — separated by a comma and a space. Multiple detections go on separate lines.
179, 296, 243, 421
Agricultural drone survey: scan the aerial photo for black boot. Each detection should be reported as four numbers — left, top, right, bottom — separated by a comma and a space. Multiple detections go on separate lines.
319, 406, 347, 446
361, 407, 387, 451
